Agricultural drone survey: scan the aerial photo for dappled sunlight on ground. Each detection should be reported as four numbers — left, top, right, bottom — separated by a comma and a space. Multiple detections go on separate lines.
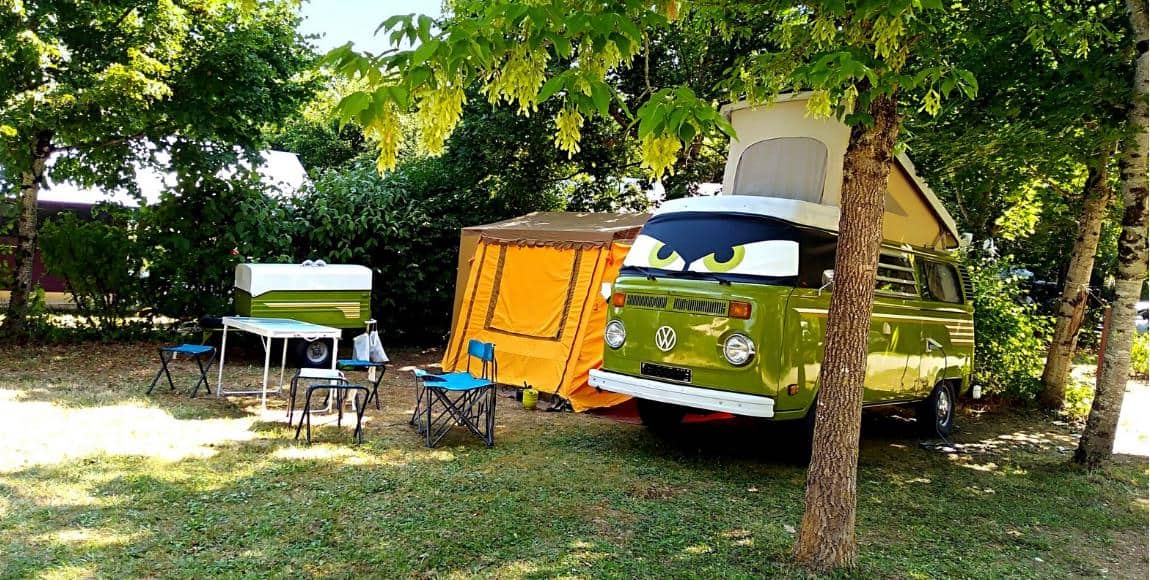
0, 389, 257, 472
33, 528, 142, 550
37, 564, 97, 580
267, 444, 450, 467
0, 343, 1145, 578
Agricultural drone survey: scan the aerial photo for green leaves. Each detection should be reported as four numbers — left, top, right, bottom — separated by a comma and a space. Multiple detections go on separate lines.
536, 74, 567, 103
336, 92, 372, 129
411, 39, 440, 67
321, 1, 684, 175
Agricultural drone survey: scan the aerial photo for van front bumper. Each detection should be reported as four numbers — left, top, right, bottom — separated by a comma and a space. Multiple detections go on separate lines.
589, 369, 775, 418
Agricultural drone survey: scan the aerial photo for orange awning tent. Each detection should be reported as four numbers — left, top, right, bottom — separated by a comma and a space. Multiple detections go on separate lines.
443, 212, 648, 411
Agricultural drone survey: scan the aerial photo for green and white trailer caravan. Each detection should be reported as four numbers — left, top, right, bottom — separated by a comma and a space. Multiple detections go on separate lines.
234, 262, 372, 367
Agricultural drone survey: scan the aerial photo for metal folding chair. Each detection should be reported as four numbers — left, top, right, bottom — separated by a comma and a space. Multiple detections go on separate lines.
411, 340, 498, 448
288, 368, 347, 424
337, 359, 387, 410
295, 382, 370, 444
146, 344, 216, 397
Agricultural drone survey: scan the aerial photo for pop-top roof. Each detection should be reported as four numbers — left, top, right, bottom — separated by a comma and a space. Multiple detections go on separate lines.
464, 211, 649, 243
719, 94, 961, 249
235, 263, 372, 297
654, 195, 841, 232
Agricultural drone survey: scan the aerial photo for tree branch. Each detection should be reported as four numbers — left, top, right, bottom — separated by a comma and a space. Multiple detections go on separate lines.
53, 132, 151, 154
1023, 165, 1079, 200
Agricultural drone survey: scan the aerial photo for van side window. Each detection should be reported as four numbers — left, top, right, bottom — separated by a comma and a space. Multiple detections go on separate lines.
797, 229, 837, 287
921, 260, 964, 304
876, 252, 918, 298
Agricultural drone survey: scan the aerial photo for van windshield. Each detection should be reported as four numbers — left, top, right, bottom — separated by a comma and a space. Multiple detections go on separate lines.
621, 212, 811, 286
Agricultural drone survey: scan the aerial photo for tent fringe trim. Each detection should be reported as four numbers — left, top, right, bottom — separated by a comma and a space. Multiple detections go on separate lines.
478, 236, 610, 250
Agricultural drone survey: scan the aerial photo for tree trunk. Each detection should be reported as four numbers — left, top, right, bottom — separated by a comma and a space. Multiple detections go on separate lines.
2, 131, 52, 337
1039, 150, 1114, 409
793, 94, 900, 571
1073, 0, 1149, 468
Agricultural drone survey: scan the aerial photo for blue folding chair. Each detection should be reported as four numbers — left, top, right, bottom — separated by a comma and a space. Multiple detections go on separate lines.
411, 340, 498, 448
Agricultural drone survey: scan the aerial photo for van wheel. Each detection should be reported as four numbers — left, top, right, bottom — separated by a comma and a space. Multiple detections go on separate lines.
918, 382, 955, 437
786, 399, 818, 464
636, 399, 686, 434
292, 338, 334, 369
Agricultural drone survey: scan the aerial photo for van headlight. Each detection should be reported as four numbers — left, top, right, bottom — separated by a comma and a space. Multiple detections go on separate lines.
723, 334, 755, 366
605, 320, 626, 349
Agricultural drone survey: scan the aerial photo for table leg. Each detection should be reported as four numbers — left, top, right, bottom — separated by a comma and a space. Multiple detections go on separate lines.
261, 335, 272, 408
216, 325, 230, 397
278, 338, 289, 395
332, 338, 346, 412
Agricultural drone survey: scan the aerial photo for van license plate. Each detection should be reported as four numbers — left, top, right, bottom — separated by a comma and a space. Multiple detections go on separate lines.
641, 362, 691, 383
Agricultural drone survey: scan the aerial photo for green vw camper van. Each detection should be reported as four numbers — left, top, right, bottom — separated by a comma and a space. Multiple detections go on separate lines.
589, 95, 973, 436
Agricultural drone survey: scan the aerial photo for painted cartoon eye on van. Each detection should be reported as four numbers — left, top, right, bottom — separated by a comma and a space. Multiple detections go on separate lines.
589, 94, 974, 437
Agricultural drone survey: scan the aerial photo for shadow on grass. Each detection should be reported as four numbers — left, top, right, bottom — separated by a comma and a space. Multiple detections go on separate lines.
0, 361, 1145, 579
9, 385, 248, 421
1, 418, 1145, 578
0, 434, 798, 577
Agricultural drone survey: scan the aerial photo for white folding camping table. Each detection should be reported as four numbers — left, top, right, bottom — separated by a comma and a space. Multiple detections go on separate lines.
215, 316, 342, 407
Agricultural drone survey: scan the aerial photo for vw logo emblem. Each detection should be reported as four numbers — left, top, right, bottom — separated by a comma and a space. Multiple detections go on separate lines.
655, 326, 677, 352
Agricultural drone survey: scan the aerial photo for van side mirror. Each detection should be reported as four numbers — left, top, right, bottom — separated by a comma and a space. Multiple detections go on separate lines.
818, 269, 834, 295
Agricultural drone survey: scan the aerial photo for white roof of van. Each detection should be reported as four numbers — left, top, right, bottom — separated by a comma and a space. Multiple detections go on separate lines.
653, 195, 841, 232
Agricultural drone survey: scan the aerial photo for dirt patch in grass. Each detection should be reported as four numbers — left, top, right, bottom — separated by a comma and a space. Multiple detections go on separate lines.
0, 343, 1146, 578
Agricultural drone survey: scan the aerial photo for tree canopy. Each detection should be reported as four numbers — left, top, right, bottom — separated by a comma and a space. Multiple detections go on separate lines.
0, 0, 318, 334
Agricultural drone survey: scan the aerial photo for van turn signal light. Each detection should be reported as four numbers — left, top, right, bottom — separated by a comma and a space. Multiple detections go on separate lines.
787, 384, 800, 396
728, 301, 752, 319
611, 292, 626, 307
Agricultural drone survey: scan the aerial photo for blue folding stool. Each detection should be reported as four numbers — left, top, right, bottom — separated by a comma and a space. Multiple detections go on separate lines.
146, 344, 216, 397
411, 339, 497, 448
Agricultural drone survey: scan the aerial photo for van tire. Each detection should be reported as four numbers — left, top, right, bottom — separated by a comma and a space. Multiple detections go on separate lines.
787, 398, 818, 464
918, 382, 955, 438
636, 399, 686, 434
292, 338, 334, 369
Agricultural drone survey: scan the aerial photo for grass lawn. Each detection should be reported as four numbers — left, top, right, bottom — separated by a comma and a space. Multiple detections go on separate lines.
0, 343, 1146, 578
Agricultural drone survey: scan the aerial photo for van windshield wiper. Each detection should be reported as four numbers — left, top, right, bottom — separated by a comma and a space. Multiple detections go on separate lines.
684, 271, 735, 286
622, 265, 665, 281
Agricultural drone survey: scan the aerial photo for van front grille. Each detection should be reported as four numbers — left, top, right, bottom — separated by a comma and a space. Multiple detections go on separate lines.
671, 297, 728, 316
625, 294, 668, 309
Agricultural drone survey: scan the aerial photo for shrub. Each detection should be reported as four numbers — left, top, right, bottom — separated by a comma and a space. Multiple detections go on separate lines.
137, 171, 298, 320
38, 205, 145, 329
292, 156, 532, 344
1062, 376, 1095, 421
968, 255, 1053, 399
1131, 332, 1149, 378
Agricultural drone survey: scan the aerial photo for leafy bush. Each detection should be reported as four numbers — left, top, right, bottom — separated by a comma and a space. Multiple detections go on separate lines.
293, 155, 525, 344
270, 117, 369, 175
39, 205, 145, 328
1131, 332, 1149, 378
969, 255, 1053, 399
1062, 376, 1095, 421
137, 170, 298, 320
